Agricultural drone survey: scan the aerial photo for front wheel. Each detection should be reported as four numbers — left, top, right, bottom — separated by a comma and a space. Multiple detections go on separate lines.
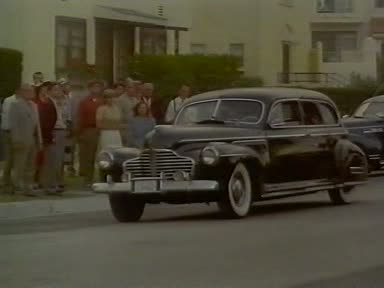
328, 188, 353, 205
109, 193, 145, 222
218, 163, 253, 218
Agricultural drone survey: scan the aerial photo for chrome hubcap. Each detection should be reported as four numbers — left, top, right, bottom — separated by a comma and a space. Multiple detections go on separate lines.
231, 174, 245, 206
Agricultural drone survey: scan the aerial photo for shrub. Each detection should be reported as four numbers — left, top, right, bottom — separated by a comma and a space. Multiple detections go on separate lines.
126, 55, 263, 104
0, 48, 22, 100
56, 60, 102, 84
349, 72, 378, 89
307, 87, 375, 115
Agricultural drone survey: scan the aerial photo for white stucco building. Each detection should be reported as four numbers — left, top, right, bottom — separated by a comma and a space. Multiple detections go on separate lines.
0, 0, 191, 83
311, 0, 384, 84
0, 0, 314, 86
188, 0, 313, 86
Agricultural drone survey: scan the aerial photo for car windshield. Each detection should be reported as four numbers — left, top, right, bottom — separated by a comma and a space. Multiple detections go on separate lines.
176, 99, 263, 125
354, 102, 384, 118
176, 101, 218, 125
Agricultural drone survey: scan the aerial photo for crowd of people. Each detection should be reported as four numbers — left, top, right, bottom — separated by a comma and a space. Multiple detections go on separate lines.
0, 72, 192, 196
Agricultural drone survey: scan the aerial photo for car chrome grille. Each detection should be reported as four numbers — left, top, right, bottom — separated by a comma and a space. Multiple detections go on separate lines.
124, 149, 194, 180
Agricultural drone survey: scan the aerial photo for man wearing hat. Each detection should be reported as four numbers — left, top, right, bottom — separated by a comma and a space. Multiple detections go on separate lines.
76, 80, 104, 187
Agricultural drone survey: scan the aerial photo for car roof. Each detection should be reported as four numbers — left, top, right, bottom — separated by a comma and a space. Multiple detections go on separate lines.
364, 95, 384, 103
184, 87, 331, 105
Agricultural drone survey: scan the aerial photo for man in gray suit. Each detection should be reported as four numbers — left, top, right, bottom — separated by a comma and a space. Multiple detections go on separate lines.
9, 84, 42, 195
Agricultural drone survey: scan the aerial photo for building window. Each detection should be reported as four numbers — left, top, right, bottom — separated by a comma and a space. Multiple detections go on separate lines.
56, 17, 86, 70
191, 44, 207, 55
316, 0, 353, 13
376, 0, 384, 8
312, 31, 357, 62
229, 43, 245, 66
140, 27, 167, 55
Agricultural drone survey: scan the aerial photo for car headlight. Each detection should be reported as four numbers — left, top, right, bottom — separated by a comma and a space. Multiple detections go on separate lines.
97, 152, 113, 170
201, 147, 220, 166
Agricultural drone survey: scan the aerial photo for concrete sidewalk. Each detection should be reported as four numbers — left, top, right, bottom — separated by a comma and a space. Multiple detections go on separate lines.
0, 193, 110, 220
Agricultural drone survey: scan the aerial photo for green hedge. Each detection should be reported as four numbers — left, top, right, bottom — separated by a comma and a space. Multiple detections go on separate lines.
126, 55, 263, 104
0, 48, 22, 100
305, 87, 375, 114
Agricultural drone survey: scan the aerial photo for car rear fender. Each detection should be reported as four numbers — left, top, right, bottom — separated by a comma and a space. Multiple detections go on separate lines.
334, 139, 368, 181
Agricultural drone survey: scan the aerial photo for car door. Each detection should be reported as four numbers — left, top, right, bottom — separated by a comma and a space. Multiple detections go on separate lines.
266, 99, 311, 183
300, 100, 346, 180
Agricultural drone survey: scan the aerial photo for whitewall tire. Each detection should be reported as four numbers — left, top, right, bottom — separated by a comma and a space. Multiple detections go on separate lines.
328, 188, 352, 205
218, 163, 253, 218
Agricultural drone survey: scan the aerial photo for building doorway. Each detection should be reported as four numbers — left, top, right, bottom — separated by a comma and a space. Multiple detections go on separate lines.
96, 19, 134, 84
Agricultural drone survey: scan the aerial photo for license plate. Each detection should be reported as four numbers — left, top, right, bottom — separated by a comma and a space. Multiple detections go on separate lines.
133, 180, 158, 193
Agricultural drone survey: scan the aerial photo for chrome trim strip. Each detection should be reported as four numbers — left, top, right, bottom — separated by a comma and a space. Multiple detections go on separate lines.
267, 134, 307, 139
363, 129, 384, 134
232, 139, 268, 145
220, 154, 248, 158
341, 181, 366, 187
178, 132, 347, 144
348, 125, 384, 130
178, 136, 266, 144
309, 132, 347, 137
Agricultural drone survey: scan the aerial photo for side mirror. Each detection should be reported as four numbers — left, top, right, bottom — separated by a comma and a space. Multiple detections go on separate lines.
342, 115, 350, 119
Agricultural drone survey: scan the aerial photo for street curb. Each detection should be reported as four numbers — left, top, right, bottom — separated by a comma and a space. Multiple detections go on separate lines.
0, 194, 110, 220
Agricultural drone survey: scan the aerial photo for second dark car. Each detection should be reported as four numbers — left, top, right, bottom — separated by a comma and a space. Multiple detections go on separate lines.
93, 88, 368, 222
343, 95, 384, 172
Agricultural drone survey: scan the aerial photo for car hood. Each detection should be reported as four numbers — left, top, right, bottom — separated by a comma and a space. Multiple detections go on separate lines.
149, 124, 263, 149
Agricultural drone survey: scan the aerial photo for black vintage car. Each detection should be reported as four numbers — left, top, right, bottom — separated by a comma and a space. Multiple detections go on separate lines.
93, 88, 368, 222
342, 95, 384, 171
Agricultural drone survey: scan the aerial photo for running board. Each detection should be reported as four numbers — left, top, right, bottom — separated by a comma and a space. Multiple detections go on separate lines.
264, 179, 333, 193
262, 180, 366, 201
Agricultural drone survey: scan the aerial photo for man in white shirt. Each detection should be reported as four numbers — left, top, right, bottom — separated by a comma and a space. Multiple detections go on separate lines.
1, 94, 17, 191
165, 85, 191, 123
9, 84, 42, 195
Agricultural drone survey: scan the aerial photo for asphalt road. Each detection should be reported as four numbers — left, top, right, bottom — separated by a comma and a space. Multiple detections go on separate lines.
1, 177, 384, 288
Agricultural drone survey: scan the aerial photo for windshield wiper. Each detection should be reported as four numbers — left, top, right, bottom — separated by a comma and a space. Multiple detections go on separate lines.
195, 119, 225, 125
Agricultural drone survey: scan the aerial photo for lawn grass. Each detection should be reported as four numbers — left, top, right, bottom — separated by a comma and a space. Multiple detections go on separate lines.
0, 160, 97, 203
0, 193, 88, 203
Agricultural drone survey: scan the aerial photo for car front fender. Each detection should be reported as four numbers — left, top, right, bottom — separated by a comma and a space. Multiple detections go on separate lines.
207, 142, 269, 168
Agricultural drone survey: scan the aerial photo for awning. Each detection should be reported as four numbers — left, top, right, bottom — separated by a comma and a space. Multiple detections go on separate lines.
94, 5, 188, 31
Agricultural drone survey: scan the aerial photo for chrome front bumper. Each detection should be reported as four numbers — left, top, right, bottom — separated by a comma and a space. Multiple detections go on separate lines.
92, 178, 220, 195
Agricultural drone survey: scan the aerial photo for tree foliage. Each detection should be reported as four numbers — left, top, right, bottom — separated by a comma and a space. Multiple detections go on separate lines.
126, 55, 263, 103
0, 48, 22, 100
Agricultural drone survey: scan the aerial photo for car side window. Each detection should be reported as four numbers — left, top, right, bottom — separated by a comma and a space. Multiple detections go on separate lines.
269, 101, 302, 127
301, 101, 324, 126
318, 103, 339, 125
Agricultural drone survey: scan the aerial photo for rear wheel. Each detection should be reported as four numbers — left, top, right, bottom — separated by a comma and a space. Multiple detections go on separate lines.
328, 188, 352, 205
109, 193, 145, 222
218, 163, 253, 218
